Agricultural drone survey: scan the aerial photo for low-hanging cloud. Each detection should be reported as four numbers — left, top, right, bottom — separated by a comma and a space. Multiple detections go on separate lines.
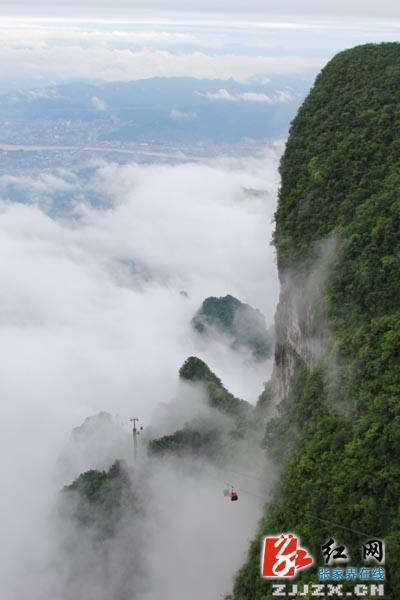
91, 95, 108, 111
197, 88, 295, 104
170, 108, 198, 120
0, 148, 280, 598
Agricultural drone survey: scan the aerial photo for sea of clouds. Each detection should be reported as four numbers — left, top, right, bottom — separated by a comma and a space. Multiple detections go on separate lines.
0, 148, 280, 599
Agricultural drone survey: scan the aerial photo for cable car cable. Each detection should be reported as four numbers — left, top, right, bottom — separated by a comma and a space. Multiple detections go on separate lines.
219, 477, 400, 547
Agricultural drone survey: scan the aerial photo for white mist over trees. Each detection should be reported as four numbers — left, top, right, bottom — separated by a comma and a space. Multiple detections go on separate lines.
0, 150, 280, 599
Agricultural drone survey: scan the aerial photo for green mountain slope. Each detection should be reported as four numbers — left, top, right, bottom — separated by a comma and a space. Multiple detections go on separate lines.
179, 356, 253, 420
234, 43, 400, 599
148, 357, 254, 457
192, 295, 273, 361
63, 461, 135, 537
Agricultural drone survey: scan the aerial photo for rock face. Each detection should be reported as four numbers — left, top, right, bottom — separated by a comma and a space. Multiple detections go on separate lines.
271, 276, 317, 403
270, 239, 335, 403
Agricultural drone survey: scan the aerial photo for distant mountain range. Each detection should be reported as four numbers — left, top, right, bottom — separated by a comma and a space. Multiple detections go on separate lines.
0, 76, 313, 145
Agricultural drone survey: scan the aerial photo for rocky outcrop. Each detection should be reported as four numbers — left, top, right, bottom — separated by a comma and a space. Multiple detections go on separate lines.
269, 274, 327, 404
269, 237, 337, 405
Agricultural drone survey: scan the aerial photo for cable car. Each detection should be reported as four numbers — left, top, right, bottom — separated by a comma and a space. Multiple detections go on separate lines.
223, 484, 239, 501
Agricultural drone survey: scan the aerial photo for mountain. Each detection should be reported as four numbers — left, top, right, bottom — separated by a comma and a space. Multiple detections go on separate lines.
234, 43, 400, 598
179, 356, 253, 420
192, 294, 274, 361
60, 460, 149, 600
148, 357, 254, 457
0, 76, 310, 146
63, 460, 134, 537
58, 412, 132, 482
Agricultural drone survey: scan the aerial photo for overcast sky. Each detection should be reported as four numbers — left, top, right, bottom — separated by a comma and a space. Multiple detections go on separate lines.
1, 0, 400, 20
0, 0, 398, 90
0, 10, 399, 90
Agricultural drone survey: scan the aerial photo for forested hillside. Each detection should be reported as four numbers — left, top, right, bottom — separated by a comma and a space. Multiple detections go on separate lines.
192, 295, 273, 360
234, 43, 400, 599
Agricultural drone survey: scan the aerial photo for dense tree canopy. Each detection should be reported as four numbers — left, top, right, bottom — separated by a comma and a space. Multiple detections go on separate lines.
180, 356, 253, 419
63, 461, 134, 536
192, 295, 273, 360
148, 357, 255, 457
234, 43, 400, 599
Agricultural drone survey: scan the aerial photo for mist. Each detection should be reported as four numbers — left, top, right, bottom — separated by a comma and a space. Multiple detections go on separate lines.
0, 148, 280, 599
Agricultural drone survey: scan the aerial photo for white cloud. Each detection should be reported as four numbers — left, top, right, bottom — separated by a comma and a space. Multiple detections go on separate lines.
0, 21, 326, 84
1, 172, 77, 195
25, 87, 61, 100
237, 91, 273, 103
197, 87, 295, 103
0, 22, 224, 50
0, 149, 281, 597
91, 95, 108, 111
238, 90, 295, 103
197, 88, 237, 101
170, 108, 198, 119
6, 15, 397, 89
272, 89, 295, 103
0, 150, 281, 430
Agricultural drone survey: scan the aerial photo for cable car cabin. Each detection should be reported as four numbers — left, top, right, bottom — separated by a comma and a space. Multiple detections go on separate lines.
230, 491, 238, 501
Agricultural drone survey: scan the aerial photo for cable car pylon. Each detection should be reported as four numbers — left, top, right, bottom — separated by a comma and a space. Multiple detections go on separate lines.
130, 417, 143, 464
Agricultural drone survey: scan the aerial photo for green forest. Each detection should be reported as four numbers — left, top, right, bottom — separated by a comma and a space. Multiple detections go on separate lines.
233, 43, 400, 599
192, 294, 273, 360
64, 461, 135, 536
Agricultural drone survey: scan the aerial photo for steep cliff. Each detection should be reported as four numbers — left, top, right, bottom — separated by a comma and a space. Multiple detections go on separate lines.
235, 43, 400, 598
